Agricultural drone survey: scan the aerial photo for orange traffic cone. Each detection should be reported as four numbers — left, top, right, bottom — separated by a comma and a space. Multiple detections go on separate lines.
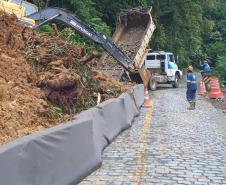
142, 88, 153, 107
199, 80, 207, 95
208, 77, 224, 99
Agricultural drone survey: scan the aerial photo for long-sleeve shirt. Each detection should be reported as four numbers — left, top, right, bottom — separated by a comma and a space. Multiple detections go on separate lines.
201, 63, 211, 72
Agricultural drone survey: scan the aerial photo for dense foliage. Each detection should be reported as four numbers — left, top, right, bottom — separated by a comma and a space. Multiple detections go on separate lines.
28, 0, 226, 82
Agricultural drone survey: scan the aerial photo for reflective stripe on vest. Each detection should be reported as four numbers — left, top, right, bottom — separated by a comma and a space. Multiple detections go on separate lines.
187, 80, 196, 83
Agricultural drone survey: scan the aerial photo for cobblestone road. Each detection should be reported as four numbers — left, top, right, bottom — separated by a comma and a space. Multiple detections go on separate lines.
79, 83, 226, 185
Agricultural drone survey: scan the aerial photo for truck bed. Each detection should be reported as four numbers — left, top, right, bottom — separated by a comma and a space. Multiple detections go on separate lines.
98, 7, 155, 80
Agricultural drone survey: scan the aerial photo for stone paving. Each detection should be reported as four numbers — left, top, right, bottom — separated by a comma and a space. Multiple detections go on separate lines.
79, 84, 226, 185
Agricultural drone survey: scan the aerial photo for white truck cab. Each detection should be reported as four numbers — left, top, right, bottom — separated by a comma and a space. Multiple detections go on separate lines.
144, 50, 183, 90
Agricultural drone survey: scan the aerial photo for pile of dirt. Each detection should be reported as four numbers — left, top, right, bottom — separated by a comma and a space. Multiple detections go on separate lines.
0, 11, 59, 144
0, 48, 59, 144
0, 12, 28, 50
24, 33, 129, 113
0, 11, 128, 144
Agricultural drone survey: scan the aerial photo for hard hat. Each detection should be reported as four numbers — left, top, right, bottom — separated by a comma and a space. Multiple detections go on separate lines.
187, 65, 193, 72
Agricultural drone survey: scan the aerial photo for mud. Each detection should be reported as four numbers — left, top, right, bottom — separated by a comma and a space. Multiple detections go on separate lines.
0, 11, 127, 144
0, 45, 59, 144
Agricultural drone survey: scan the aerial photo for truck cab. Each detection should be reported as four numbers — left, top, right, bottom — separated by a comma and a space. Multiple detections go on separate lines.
144, 50, 183, 90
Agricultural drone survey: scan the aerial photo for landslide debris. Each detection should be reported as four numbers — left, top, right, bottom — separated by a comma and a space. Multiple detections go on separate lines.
0, 11, 128, 144
24, 33, 129, 113
0, 12, 28, 50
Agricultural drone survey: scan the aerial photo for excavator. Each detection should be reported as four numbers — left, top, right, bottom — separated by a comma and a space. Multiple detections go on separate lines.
0, 0, 37, 24
0, 0, 155, 87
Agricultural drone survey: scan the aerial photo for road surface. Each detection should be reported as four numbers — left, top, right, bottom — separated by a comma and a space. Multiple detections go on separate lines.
80, 83, 226, 185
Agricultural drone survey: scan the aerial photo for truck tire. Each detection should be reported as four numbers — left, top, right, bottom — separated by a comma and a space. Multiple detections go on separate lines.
149, 77, 157, 91
172, 75, 179, 88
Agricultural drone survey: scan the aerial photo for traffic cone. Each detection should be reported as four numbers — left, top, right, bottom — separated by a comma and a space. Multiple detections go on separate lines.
208, 77, 224, 99
199, 80, 207, 95
142, 88, 153, 107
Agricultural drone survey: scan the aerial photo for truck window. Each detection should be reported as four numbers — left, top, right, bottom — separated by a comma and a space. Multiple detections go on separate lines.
169, 55, 174, 62
157, 55, 165, 60
146, 55, 155, 60
22, 1, 38, 16
10, 0, 38, 15
10, 0, 22, 4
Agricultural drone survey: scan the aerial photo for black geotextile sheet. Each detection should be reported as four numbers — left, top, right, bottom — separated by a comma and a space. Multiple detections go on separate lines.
132, 84, 144, 108
0, 120, 101, 185
0, 85, 144, 185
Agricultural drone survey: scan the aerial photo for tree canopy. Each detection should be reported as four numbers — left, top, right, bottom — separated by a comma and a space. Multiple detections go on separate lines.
28, 0, 226, 81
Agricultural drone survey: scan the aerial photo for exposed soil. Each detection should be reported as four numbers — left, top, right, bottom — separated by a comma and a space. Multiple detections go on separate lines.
0, 12, 58, 144
0, 11, 128, 144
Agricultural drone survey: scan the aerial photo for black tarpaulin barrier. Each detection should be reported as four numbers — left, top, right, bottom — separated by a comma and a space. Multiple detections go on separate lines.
0, 85, 144, 185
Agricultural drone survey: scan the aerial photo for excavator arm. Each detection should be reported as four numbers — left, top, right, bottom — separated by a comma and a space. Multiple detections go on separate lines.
27, 7, 135, 72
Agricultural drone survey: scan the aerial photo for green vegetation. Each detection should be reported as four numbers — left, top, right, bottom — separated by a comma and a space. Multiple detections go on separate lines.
29, 0, 226, 81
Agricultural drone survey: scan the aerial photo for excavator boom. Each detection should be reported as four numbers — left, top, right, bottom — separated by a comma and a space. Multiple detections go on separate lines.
28, 7, 135, 72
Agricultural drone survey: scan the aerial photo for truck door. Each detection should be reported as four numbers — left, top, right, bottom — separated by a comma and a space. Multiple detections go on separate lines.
167, 54, 175, 76
156, 54, 166, 75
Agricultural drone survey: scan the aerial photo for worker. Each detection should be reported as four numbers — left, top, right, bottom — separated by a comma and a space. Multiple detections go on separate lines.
200, 60, 211, 77
186, 65, 197, 110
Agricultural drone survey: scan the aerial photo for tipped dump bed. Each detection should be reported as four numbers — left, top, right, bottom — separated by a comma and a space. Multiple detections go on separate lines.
99, 7, 155, 79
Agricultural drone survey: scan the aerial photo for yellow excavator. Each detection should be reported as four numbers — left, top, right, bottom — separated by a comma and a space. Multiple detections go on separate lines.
0, 0, 37, 25
0, 0, 154, 86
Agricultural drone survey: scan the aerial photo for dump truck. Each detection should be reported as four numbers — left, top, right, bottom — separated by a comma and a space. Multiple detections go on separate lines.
0, 1, 155, 86
99, 7, 156, 83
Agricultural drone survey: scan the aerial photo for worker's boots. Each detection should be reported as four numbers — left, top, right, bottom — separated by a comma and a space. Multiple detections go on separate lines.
190, 102, 196, 110
188, 102, 196, 110
191, 102, 196, 110
188, 102, 192, 110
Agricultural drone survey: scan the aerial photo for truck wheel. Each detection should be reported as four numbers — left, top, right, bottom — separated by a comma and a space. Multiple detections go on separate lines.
172, 75, 179, 88
149, 77, 157, 91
